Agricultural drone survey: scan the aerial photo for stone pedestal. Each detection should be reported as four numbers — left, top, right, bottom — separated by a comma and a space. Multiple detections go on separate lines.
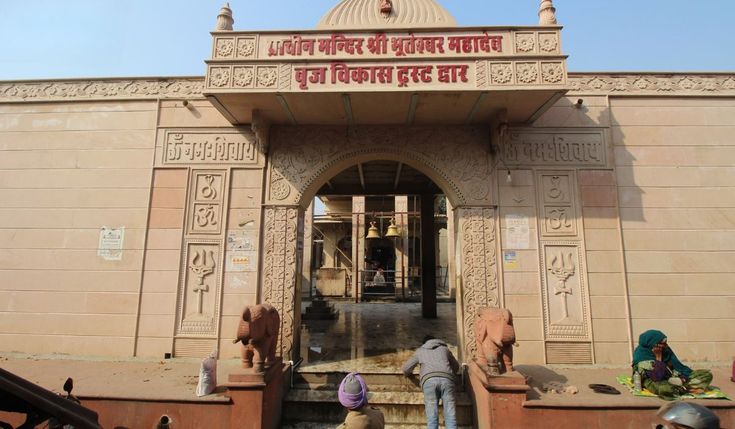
225, 361, 287, 429
467, 361, 530, 429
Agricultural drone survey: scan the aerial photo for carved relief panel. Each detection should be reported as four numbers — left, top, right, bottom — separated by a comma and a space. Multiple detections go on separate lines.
533, 169, 594, 361
505, 130, 607, 167
539, 242, 592, 340
175, 169, 230, 340
177, 241, 224, 336
261, 206, 302, 360
188, 171, 226, 235
457, 207, 500, 359
159, 129, 260, 167
537, 171, 579, 238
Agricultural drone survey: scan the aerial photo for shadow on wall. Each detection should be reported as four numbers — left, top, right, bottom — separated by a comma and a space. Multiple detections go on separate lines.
514, 364, 569, 400
599, 103, 644, 223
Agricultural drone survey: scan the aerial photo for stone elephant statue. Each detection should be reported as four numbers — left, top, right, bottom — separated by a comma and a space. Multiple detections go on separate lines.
233, 304, 280, 373
474, 307, 516, 375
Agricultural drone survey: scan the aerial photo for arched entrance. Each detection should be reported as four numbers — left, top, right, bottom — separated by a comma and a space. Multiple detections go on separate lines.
260, 125, 501, 365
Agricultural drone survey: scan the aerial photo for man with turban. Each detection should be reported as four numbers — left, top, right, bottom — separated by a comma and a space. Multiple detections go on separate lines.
337, 372, 385, 429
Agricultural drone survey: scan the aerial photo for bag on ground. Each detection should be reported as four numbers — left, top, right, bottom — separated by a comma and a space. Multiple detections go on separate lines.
196, 351, 217, 397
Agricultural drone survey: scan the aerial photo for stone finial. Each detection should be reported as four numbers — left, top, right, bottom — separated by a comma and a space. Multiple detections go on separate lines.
538, 0, 557, 25
215, 2, 234, 31
380, 0, 393, 15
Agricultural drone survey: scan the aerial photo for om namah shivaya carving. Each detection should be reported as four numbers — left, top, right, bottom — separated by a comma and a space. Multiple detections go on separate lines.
474, 307, 516, 375
233, 304, 281, 373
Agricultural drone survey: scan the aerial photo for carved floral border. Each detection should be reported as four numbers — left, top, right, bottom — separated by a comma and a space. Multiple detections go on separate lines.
458, 207, 499, 360
3, 74, 733, 102
261, 205, 300, 360
568, 73, 735, 95
0, 78, 204, 102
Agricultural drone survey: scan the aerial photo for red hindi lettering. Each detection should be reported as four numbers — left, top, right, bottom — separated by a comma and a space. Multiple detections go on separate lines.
268, 40, 279, 57
294, 67, 327, 90
370, 66, 394, 84
414, 65, 433, 83
268, 36, 317, 57
447, 34, 502, 54
309, 67, 327, 85
330, 63, 350, 84
437, 65, 469, 83
396, 66, 410, 87
320, 34, 365, 56
294, 67, 309, 89
490, 35, 503, 52
350, 67, 370, 84
367, 33, 388, 55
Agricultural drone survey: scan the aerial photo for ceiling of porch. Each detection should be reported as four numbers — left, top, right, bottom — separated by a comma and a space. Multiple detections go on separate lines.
317, 160, 442, 197
208, 89, 563, 126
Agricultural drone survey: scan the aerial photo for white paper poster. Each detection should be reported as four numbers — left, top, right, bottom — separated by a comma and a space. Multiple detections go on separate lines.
98, 227, 124, 261
505, 214, 530, 249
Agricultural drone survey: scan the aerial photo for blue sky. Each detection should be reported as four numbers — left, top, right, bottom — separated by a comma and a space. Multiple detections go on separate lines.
1, 0, 733, 80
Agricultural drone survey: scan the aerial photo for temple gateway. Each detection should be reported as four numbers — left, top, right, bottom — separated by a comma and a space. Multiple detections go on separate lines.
1, 1, 734, 428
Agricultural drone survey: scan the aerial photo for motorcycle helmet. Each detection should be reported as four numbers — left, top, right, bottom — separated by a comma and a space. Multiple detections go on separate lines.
654, 401, 720, 429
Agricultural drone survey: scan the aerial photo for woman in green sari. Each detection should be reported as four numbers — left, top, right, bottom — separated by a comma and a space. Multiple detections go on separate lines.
632, 330, 713, 400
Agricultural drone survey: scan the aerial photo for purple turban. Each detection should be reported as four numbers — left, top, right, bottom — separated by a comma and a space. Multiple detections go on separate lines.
338, 372, 368, 410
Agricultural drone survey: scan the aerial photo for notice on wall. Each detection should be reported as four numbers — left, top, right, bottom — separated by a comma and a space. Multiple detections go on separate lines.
226, 250, 257, 273
503, 250, 519, 269
227, 230, 256, 251
226, 228, 258, 272
505, 214, 530, 249
98, 227, 124, 261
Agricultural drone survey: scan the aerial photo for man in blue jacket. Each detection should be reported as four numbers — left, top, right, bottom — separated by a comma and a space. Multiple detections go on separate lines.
402, 335, 460, 429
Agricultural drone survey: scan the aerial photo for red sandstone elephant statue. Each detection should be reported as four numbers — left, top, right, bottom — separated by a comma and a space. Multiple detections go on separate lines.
474, 307, 516, 375
233, 304, 280, 373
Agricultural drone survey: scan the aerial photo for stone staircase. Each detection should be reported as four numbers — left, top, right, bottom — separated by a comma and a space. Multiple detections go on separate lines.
302, 298, 338, 320
281, 370, 474, 428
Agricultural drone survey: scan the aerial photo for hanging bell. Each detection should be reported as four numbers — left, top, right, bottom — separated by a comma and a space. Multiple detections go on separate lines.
366, 221, 381, 239
385, 219, 400, 238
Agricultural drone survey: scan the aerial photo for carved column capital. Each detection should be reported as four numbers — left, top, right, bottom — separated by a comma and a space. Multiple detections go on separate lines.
251, 110, 271, 155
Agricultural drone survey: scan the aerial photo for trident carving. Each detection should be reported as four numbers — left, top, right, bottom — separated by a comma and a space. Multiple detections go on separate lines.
548, 251, 575, 322
189, 249, 216, 315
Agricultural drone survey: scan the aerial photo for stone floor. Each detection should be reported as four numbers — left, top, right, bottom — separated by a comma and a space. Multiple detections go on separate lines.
298, 301, 459, 372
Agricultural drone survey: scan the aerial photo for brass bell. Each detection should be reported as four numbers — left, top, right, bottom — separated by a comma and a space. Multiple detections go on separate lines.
366, 221, 381, 239
385, 219, 400, 238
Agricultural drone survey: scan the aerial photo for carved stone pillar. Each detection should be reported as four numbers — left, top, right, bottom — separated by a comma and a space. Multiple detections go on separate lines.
456, 206, 500, 360
301, 202, 314, 299
261, 205, 303, 361
446, 199, 457, 299
394, 196, 409, 299
421, 194, 437, 318
351, 197, 365, 299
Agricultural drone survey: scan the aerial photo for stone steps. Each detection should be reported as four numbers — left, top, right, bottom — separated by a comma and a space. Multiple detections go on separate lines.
283, 423, 473, 429
301, 299, 338, 320
282, 370, 473, 427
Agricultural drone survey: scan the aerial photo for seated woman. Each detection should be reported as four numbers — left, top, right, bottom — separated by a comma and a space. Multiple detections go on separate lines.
632, 330, 713, 400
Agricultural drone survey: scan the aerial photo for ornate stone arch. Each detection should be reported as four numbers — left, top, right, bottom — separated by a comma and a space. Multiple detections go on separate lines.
265, 125, 494, 208
261, 125, 501, 361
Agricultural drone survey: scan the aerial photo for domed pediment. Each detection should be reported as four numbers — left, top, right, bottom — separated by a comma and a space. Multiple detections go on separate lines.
317, 0, 457, 30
